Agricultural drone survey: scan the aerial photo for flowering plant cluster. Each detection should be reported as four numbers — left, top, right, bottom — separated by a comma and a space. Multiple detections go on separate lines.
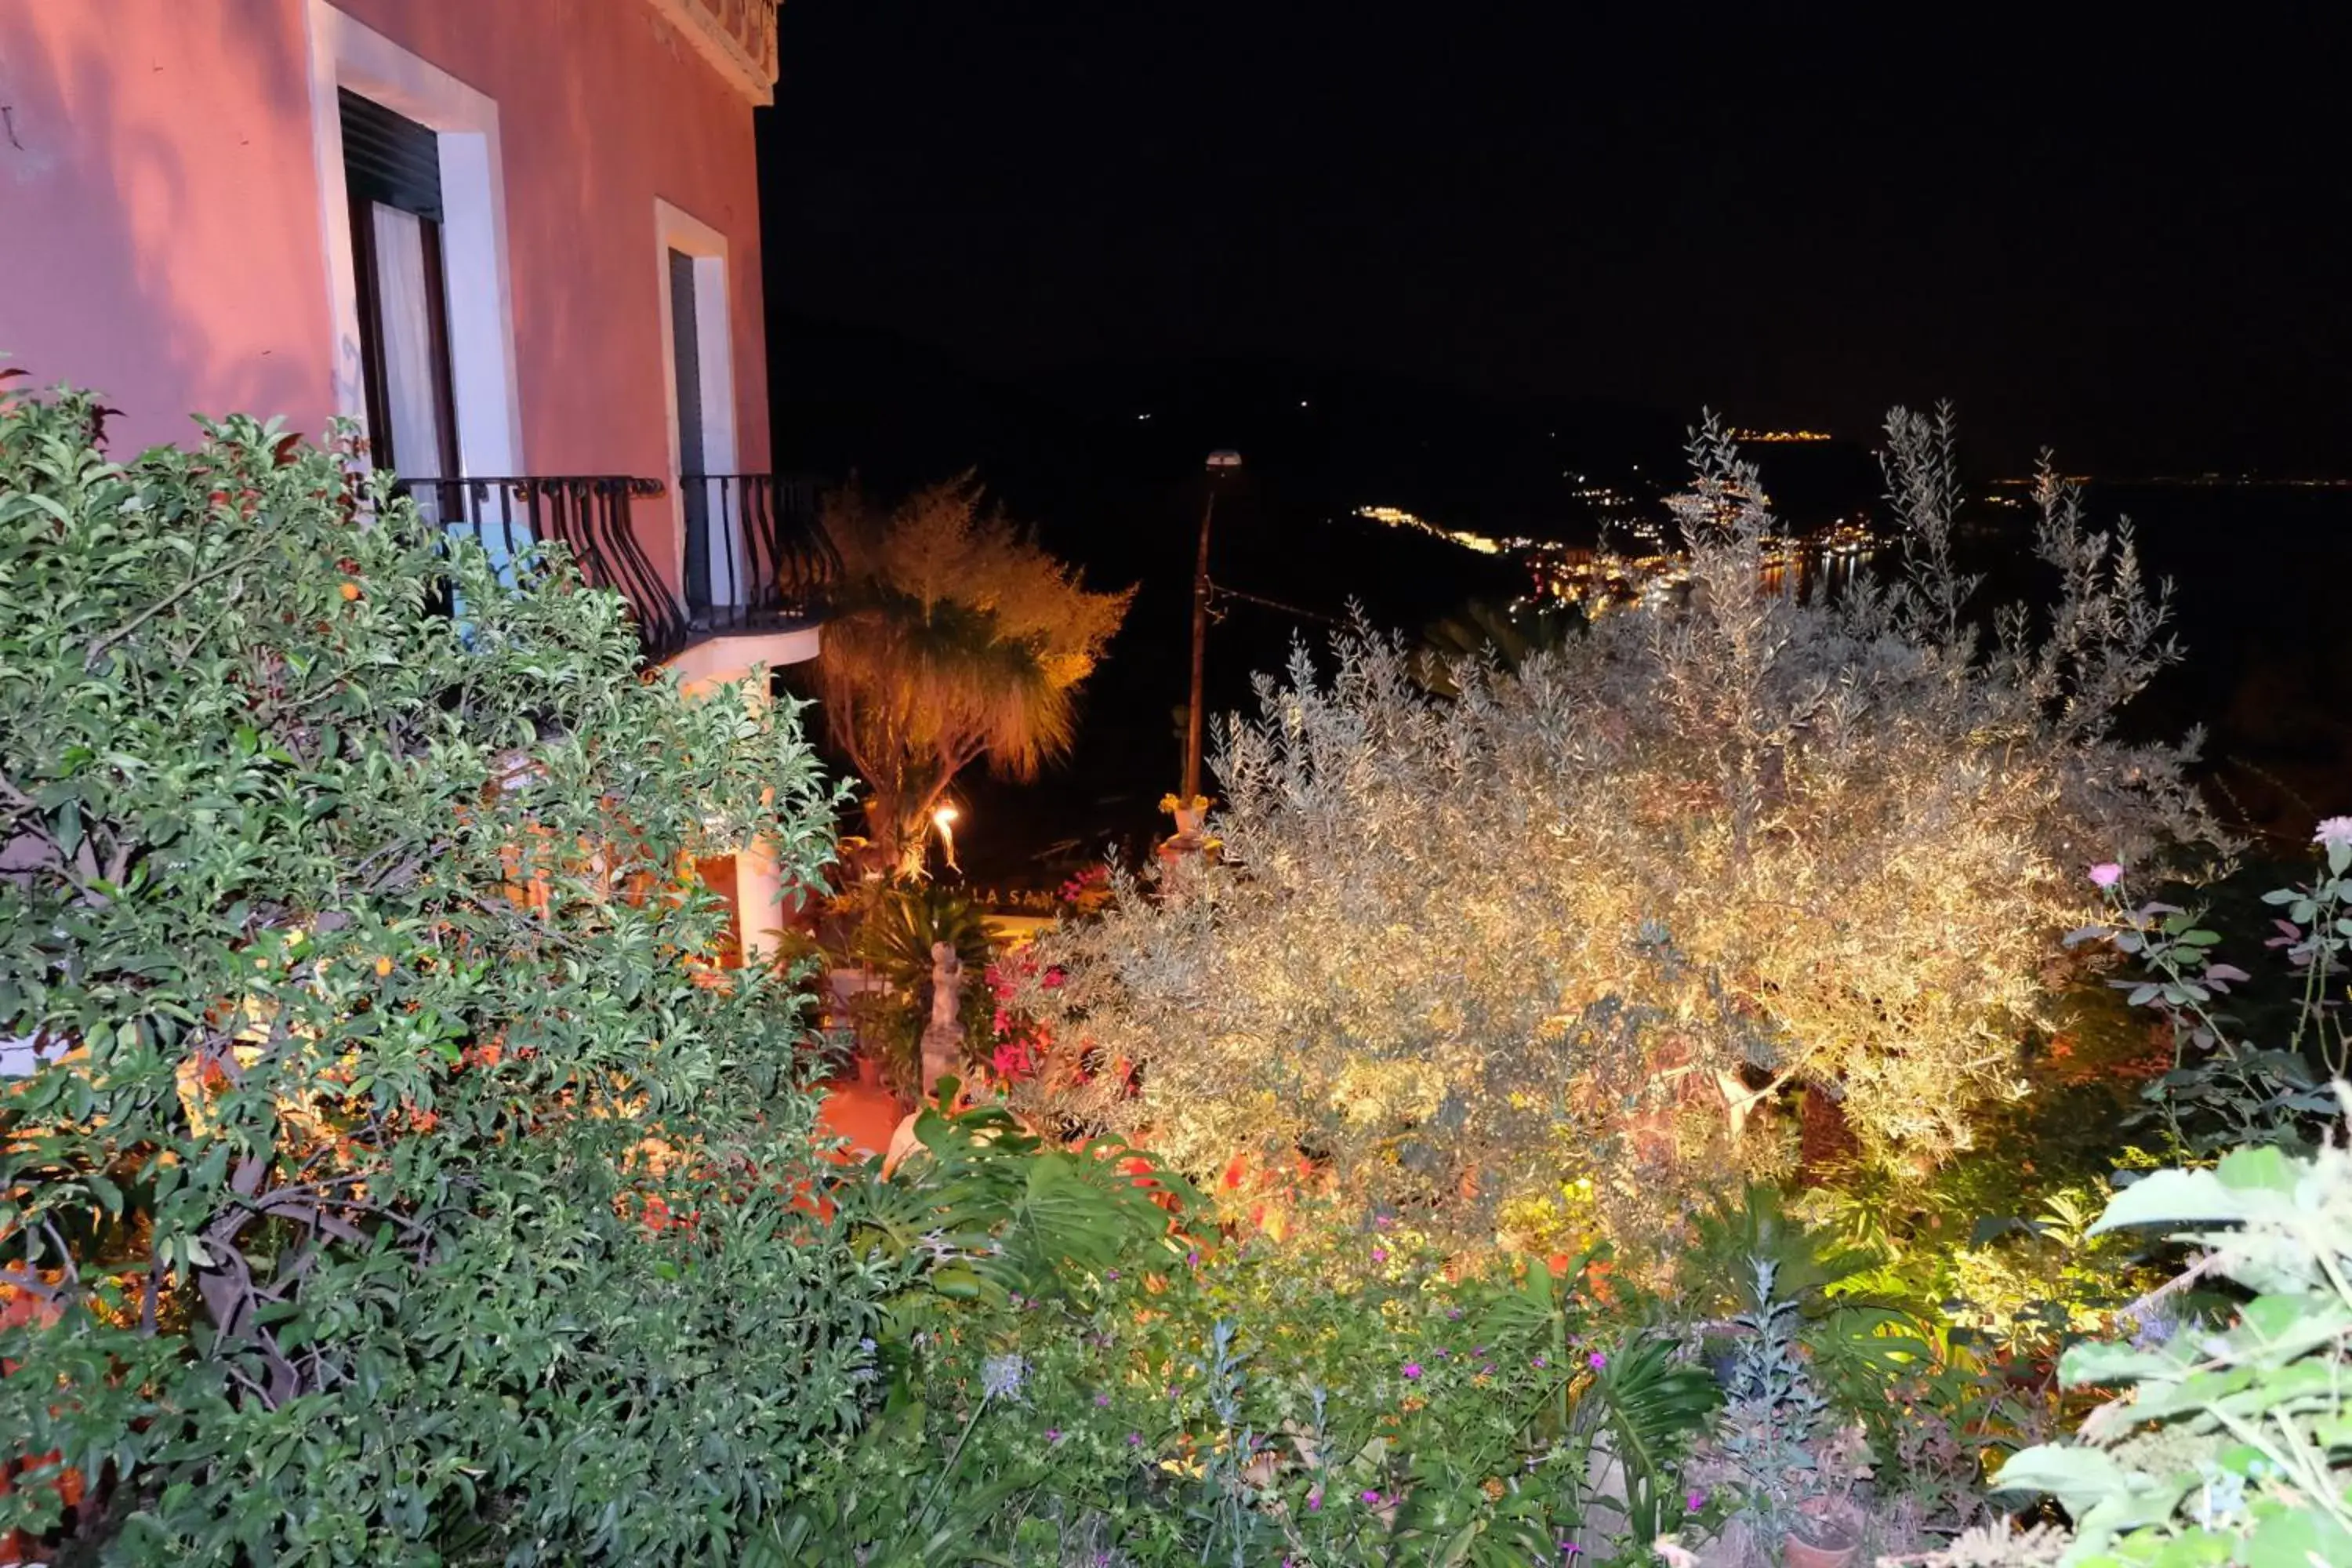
799, 1158, 1722, 1566
981, 946, 1064, 1083
2070, 816, 2352, 1156
1058, 862, 1116, 916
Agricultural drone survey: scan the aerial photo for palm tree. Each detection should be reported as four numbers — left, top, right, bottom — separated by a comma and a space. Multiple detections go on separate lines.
808, 475, 1132, 877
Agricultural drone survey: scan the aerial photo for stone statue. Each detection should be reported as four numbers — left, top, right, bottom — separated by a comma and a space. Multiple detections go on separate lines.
917, 938, 964, 1098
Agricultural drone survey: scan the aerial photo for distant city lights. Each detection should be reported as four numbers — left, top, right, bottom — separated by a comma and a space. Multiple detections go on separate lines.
1354, 504, 1518, 557
1730, 428, 1834, 444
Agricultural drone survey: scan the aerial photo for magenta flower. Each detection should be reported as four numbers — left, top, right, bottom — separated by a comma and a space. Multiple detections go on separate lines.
1686, 1488, 1709, 1510
1046, 1427, 1063, 1442
1127, 1432, 1142, 1446
1402, 1362, 1423, 1380
1370, 1247, 1388, 1264
1360, 1489, 1382, 1505
1532, 1354, 1547, 1369
1587, 1350, 1608, 1370
2088, 862, 2124, 888
1307, 1487, 1323, 1512
1095, 1392, 1112, 1406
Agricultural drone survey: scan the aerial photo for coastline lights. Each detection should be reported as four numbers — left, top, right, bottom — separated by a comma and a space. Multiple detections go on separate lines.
1728, 428, 1833, 444
1354, 504, 1511, 556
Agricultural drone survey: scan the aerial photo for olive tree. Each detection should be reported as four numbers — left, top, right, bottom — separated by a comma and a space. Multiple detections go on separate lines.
1021, 411, 2220, 1250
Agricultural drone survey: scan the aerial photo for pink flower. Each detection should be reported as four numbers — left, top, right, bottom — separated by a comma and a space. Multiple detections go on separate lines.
1045, 1427, 1063, 1442
2315, 817, 2352, 851
1370, 1247, 1388, 1264
1095, 1392, 1112, 1406
1360, 1489, 1381, 1505
1587, 1351, 1608, 1370
2089, 862, 2125, 889
1041, 967, 1066, 989
1402, 1362, 1423, 1380
1686, 1488, 1709, 1510
1306, 1487, 1323, 1512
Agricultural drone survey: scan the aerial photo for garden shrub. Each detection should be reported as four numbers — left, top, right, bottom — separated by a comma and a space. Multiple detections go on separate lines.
0, 388, 887, 1563
2071, 819, 2352, 1157
1889, 820, 2352, 1566
797, 1130, 1722, 1567
1966, 1118, 2352, 1566
1021, 411, 2220, 1248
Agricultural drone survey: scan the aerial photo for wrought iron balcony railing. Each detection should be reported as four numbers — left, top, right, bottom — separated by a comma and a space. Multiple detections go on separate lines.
401, 472, 833, 668
402, 474, 685, 659
678, 473, 838, 646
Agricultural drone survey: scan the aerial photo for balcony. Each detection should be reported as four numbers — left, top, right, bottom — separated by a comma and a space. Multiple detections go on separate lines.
678, 472, 837, 644
402, 472, 832, 673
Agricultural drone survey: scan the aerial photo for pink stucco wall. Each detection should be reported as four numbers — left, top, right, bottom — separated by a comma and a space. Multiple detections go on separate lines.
1, 2, 337, 451
0, 0, 771, 494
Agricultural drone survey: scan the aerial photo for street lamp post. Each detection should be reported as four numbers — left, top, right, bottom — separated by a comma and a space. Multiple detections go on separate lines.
1182, 451, 1243, 810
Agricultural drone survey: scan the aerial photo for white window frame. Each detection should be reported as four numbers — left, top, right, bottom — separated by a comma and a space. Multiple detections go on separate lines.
654, 199, 740, 605
303, 0, 524, 477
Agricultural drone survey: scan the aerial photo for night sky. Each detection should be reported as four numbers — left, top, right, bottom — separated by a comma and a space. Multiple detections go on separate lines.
760, 7, 2348, 476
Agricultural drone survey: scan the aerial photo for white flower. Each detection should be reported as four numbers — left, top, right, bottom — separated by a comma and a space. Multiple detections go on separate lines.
980, 1352, 1029, 1400
2314, 816, 2352, 851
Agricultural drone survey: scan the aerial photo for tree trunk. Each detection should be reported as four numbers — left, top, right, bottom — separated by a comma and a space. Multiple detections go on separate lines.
1796, 1083, 1859, 1185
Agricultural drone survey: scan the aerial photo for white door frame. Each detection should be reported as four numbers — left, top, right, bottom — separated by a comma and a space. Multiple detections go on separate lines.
303, 0, 524, 478
654, 199, 740, 605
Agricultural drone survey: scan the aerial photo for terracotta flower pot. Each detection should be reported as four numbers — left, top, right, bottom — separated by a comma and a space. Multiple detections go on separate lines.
1783, 1526, 1859, 1568
1172, 806, 1205, 836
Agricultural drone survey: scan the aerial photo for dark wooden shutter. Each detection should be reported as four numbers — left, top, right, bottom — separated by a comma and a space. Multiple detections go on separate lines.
339, 89, 442, 220
673, 249, 712, 616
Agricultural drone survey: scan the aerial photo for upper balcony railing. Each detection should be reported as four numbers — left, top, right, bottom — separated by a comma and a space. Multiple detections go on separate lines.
678, 473, 838, 647
399, 471, 832, 669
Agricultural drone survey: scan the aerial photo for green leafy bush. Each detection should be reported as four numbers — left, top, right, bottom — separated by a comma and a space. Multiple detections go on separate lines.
1982, 1123, 2352, 1566
0, 388, 885, 1563
2072, 822, 2352, 1157
1924, 829, 2352, 1566
789, 1152, 1722, 1567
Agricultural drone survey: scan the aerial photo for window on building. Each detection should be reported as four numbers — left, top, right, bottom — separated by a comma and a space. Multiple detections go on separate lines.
340, 89, 459, 490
